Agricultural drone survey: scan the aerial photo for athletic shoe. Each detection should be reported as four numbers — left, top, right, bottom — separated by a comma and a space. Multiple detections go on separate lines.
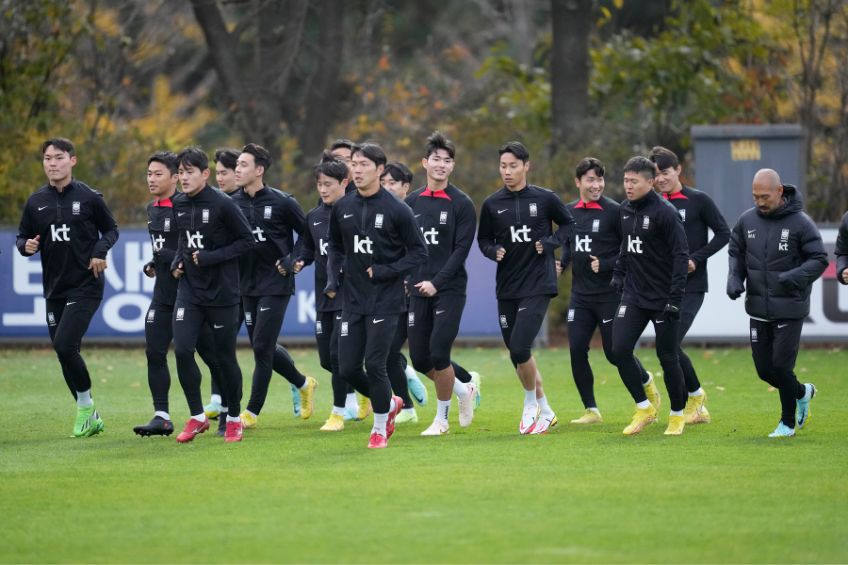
664, 414, 685, 435
683, 393, 710, 424
385, 395, 404, 439
224, 420, 243, 443
74, 405, 104, 438
532, 412, 558, 435
420, 420, 450, 436
290, 384, 302, 417
643, 372, 662, 411
622, 405, 658, 436
343, 406, 358, 421
239, 410, 257, 429
570, 409, 602, 424
519, 403, 540, 435
395, 409, 418, 424
133, 416, 174, 437
769, 421, 796, 437
203, 401, 223, 419
216, 413, 226, 436
406, 367, 428, 406
299, 376, 318, 420
176, 418, 210, 443
458, 382, 477, 428
367, 432, 387, 449
320, 413, 345, 432
469, 371, 482, 409
796, 383, 816, 429
357, 395, 372, 421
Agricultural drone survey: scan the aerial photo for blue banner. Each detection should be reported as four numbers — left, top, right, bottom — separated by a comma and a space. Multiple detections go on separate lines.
0, 229, 501, 340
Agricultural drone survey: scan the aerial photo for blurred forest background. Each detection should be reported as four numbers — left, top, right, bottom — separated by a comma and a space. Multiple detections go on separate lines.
2, 0, 847, 229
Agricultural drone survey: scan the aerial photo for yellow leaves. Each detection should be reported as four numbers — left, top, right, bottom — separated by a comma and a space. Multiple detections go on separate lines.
92, 7, 121, 38
129, 75, 216, 148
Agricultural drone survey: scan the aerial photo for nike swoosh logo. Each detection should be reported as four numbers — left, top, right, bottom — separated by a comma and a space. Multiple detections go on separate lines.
518, 307, 527, 312
259, 307, 270, 312
415, 214, 422, 218
213, 324, 224, 329
178, 212, 186, 216
66, 301, 76, 306
435, 310, 445, 315
38, 206, 49, 211
655, 320, 665, 324
372, 318, 384, 324
343, 213, 354, 219
497, 209, 508, 214
147, 220, 153, 224
777, 323, 788, 329
602, 319, 613, 324
623, 215, 630, 219
313, 221, 322, 225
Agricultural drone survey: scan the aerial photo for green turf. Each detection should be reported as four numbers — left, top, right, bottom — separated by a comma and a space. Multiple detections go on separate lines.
0, 345, 846, 563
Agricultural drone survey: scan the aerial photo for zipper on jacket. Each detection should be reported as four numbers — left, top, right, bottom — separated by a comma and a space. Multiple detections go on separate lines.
360, 198, 368, 233
514, 192, 521, 222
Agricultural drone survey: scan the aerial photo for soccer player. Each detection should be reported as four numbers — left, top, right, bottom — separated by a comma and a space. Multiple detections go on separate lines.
134, 151, 226, 437
230, 143, 317, 428
405, 132, 479, 435
560, 157, 653, 424
16, 138, 119, 437
294, 153, 373, 431
329, 138, 358, 194
651, 146, 729, 425
170, 147, 254, 443
326, 142, 428, 448
610, 156, 689, 436
836, 210, 848, 285
477, 141, 574, 435
727, 168, 826, 437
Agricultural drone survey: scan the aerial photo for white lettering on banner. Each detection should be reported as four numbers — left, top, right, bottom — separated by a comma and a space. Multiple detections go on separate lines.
124, 242, 152, 293
12, 252, 42, 295
3, 297, 45, 326
104, 253, 123, 291
101, 293, 149, 332
297, 290, 317, 324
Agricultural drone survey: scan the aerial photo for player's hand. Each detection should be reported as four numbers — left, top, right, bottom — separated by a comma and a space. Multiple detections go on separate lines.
325, 290, 337, 299
555, 260, 562, 276
24, 234, 40, 254
589, 255, 600, 273
88, 257, 107, 279
842, 269, 848, 284
662, 303, 680, 321
143, 262, 156, 278
495, 247, 506, 262
415, 280, 437, 297
688, 259, 696, 273
293, 260, 304, 274
366, 266, 373, 278
192, 250, 201, 266
172, 262, 184, 279
535, 240, 544, 254
276, 258, 288, 276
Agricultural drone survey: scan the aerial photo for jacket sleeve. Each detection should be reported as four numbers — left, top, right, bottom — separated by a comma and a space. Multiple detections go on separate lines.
727, 218, 748, 297
370, 204, 429, 282
280, 196, 306, 259
690, 194, 729, 264
15, 200, 36, 257
776, 215, 828, 289
199, 199, 256, 266
296, 218, 316, 268
598, 208, 622, 274
430, 197, 476, 291
477, 201, 502, 261
835, 212, 848, 285
325, 208, 343, 293
171, 229, 187, 272
664, 208, 689, 306
91, 194, 119, 259
559, 226, 573, 271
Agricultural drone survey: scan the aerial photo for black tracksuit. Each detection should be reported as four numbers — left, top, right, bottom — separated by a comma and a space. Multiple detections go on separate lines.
231, 186, 309, 415
836, 211, 848, 284
478, 184, 574, 366
170, 185, 255, 418
327, 187, 427, 414
611, 189, 689, 411
662, 186, 730, 393
16, 180, 119, 398
406, 184, 476, 374
727, 185, 827, 427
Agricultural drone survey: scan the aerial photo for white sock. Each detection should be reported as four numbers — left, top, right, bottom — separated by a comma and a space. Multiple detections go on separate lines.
299, 378, 310, 390
688, 387, 705, 397
226, 415, 240, 423
191, 413, 207, 422
245, 409, 257, 418
345, 393, 357, 409
588, 407, 600, 414
332, 406, 346, 416
538, 395, 553, 414
154, 410, 170, 420
453, 378, 468, 398
389, 397, 397, 413
220, 406, 228, 415
803, 384, 813, 400
437, 399, 451, 422
404, 365, 417, 380
670, 409, 684, 416
636, 400, 652, 410
76, 389, 93, 408
524, 388, 536, 406
210, 394, 222, 405
373, 412, 388, 436
643, 373, 653, 385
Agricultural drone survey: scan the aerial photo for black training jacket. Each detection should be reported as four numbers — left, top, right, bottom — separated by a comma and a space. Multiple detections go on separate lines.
405, 184, 476, 297
16, 179, 119, 300
477, 184, 574, 299
297, 202, 342, 312
662, 186, 730, 293
326, 187, 427, 315
727, 185, 827, 320
145, 197, 179, 305
835, 211, 848, 285
170, 185, 255, 306
561, 196, 621, 305
230, 185, 305, 297
613, 189, 688, 311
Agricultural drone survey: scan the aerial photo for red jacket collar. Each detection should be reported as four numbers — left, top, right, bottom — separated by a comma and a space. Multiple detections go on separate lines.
662, 190, 688, 200
422, 187, 451, 200
153, 197, 174, 207
575, 200, 603, 209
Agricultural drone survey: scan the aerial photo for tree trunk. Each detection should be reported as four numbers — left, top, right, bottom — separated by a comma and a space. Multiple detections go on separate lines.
550, 0, 592, 151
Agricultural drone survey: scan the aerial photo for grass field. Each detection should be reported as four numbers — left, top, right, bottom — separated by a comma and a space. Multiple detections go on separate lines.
0, 345, 846, 564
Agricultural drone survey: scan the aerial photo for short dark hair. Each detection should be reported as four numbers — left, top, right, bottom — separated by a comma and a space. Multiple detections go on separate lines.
575, 157, 605, 180
498, 141, 530, 163
41, 138, 75, 156
623, 156, 657, 179
424, 130, 456, 159
214, 148, 240, 171
649, 146, 680, 171
241, 143, 272, 173
352, 142, 387, 168
329, 138, 355, 152
177, 146, 209, 171
382, 162, 413, 185
314, 151, 349, 182
148, 151, 179, 175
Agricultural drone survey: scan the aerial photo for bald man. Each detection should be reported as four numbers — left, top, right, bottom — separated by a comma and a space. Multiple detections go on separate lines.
727, 169, 827, 437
